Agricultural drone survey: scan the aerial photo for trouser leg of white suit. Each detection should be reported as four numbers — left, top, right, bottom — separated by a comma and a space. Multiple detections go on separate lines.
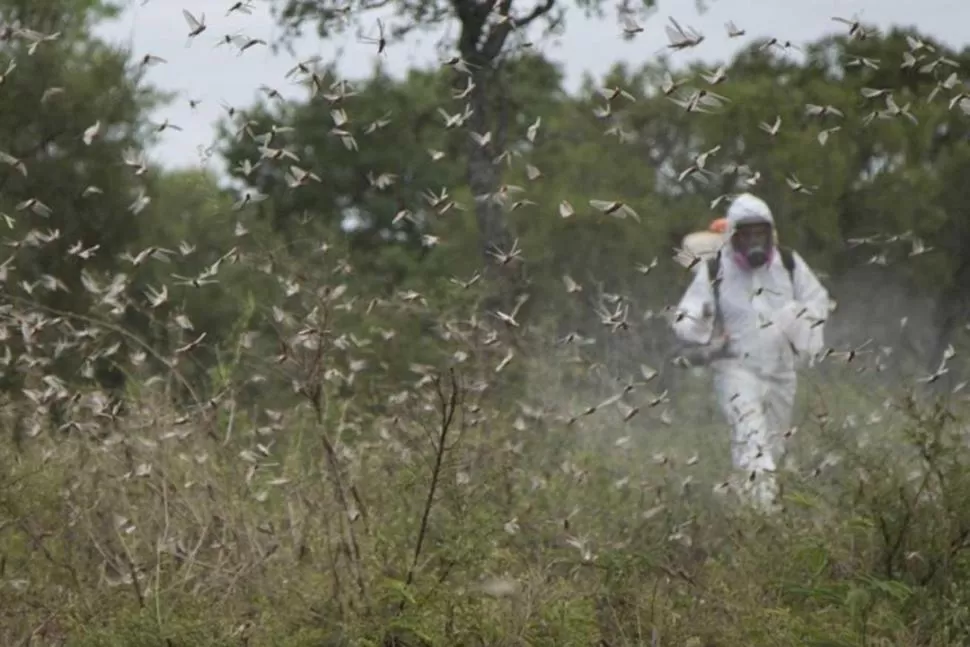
713, 362, 796, 510
762, 371, 796, 465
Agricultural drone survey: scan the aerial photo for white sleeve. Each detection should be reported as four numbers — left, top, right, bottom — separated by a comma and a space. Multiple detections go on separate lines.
671, 260, 716, 346
783, 251, 830, 358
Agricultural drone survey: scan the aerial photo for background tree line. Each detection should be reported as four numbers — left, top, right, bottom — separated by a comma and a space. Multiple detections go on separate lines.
3, 0, 968, 404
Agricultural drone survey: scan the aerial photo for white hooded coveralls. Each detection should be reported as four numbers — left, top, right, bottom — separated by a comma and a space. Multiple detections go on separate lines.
671, 194, 830, 508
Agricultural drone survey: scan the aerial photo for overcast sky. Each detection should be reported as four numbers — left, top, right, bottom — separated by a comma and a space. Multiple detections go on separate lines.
93, 0, 968, 173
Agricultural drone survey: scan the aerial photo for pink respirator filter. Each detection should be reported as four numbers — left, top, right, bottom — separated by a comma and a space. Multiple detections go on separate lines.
732, 246, 774, 270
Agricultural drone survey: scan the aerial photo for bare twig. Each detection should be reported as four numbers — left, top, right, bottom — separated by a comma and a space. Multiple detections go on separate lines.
399, 368, 461, 612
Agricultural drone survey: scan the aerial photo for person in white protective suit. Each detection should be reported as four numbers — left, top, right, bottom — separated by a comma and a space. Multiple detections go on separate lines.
670, 193, 831, 511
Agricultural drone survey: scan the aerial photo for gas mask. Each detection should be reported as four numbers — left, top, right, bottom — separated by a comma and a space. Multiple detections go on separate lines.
731, 221, 774, 269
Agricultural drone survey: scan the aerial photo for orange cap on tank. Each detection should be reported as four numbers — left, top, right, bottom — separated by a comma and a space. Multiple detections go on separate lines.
709, 218, 729, 234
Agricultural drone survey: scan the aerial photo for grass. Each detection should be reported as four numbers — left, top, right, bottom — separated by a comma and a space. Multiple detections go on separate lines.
4, 332, 970, 647
1, 247, 968, 647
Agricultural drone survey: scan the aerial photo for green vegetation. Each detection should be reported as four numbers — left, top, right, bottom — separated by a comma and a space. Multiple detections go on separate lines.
2, 0, 970, 644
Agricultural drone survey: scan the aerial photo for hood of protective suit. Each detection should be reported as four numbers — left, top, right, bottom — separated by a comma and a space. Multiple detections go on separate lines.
727, 194, 775, 269
726, 193, 774, 228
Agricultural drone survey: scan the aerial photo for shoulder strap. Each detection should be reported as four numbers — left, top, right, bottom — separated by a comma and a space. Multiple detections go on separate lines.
707, 250, 721, 292
709, 248, 793, 288
707, 251, 723, 334
706, 252, 720, 289
707, 248, 795, 327
778, 246, 801, 357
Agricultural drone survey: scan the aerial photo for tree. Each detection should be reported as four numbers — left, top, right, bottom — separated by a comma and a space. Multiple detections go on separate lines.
124, 168, 284, 395
216, 62, 468, 282
0, 0, 169, 393
266, 0, 658, 305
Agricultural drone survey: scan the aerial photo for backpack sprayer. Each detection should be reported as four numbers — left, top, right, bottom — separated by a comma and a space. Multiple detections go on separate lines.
664, 219, 728, 368
664, 217, 794, 370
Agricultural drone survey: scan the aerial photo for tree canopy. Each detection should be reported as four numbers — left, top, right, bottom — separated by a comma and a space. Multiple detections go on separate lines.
216, 25, 970, 382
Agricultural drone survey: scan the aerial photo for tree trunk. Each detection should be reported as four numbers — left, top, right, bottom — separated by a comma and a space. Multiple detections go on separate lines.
460, 45, 525, 311
449, 0, 559, 311
465, 67, 512, 263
